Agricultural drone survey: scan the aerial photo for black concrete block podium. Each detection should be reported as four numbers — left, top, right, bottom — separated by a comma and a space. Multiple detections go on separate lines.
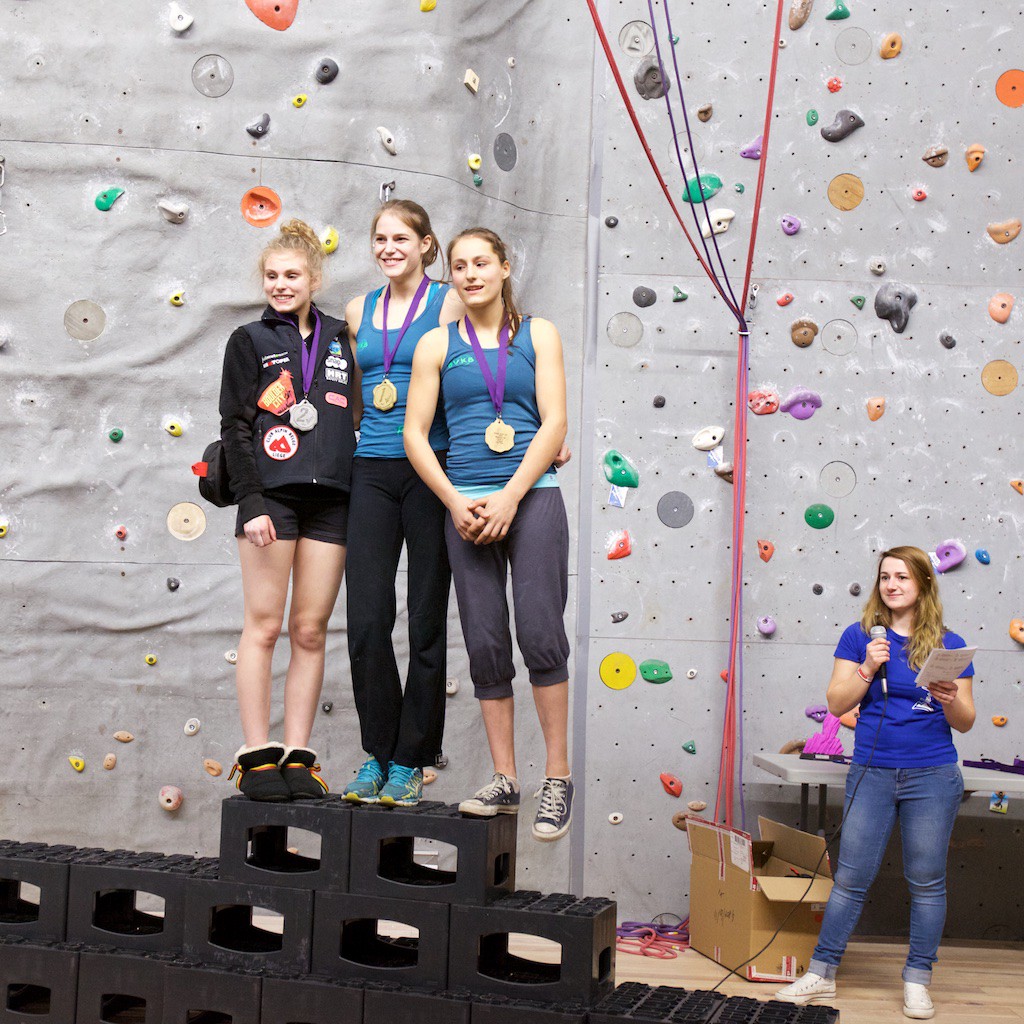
0, 937, 79, 1024
74, 947, 168, 1024
161, 958, 263, 1024
260, 970, 364, 1024
0, 840, 75, 942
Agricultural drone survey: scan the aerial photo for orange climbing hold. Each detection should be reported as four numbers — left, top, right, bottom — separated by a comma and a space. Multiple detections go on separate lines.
1011, 480, 1023, 495
244, 0, 298, 31
241, 186, 282, 227
987, 219, 1021, 244
992, 716, 1007, 727
757, 539, 775, 562
995, 68, 1024, 108
879, 32, 902, 59
660, 773, 683, 798
965, 143, 986, 171
866, 397, 885, 421
839, 709, 859, 729
989, 293, 1015, 324
1010, 619, 1024, 645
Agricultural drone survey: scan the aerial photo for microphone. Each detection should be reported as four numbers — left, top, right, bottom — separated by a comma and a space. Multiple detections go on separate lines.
869, 624, 888, 696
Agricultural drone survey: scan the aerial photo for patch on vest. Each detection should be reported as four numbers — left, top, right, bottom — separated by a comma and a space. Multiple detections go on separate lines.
258, 369, 296, 415
263, 424, 299, 460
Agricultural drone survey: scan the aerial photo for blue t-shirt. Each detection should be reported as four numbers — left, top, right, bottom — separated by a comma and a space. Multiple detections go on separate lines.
440, 318, 555, 490
835, 623, 974, 768
355, 281, 449, 458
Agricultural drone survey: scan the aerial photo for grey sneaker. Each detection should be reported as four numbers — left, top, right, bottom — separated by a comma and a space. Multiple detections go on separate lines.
532, 777, 573, 841
341, 756, 386, 804
458, 773, 520, 817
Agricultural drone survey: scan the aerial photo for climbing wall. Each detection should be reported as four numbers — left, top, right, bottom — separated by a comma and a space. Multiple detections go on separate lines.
0, 0, 593, 897
581, 0, 1023, 938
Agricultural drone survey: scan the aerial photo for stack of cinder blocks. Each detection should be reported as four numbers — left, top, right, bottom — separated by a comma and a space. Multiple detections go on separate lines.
0, 804, 839, 1022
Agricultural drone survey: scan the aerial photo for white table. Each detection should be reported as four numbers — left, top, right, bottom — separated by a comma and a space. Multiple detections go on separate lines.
753, 753, 1024, 833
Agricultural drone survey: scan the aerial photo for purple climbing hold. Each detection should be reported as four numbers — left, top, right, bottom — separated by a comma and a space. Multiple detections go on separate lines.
757, 615, 777, 637
740, 134, 763, 160
780, 386, 822, 420
934, 539, 967, 573
805, 703, 829, 723
781, 215, 802, 236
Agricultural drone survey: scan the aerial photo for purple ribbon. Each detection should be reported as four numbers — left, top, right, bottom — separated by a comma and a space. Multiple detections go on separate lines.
464, 316, 510, 418
280, 307, 322, 397
382, 276, 431, 376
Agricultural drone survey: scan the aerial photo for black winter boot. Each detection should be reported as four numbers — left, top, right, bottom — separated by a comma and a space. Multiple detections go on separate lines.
280, 747, 328, 800
229, 743, 291, 802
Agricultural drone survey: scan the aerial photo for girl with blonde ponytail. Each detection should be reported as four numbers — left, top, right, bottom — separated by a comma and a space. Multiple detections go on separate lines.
218, 218, 358, 802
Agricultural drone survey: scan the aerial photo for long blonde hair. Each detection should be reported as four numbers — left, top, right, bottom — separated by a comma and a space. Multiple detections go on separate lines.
860, 545, 946, 670
259, 218, 324, 284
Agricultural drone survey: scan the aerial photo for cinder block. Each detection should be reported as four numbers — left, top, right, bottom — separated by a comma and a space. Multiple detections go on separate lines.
218, 794, 352, 892
448, 891, 616, 1006
363, 984, 471, 1024
471, 993, 588, 1023
260, 971, 363, 1024
349, 801, 516, 905
311, 891, 448, 988
0, 841, 75, 942
66, 850, 203, 951
0, 937, 79, 1024
75, 947, 167, 1024
161, 959, 263, 1024
183, 873, 313, 972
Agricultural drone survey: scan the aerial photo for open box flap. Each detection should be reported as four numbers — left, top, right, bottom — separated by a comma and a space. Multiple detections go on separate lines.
758, 816, 832, 877
685, 816, 752, 862
755, 874, 833, 903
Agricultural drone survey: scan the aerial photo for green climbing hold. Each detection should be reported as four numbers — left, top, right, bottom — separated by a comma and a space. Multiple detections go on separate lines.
850, 295, 866, 309
95, 188, 124, 211
603, 449, 640, 489
671, 34, 679, 45
682, 173, 723, 204
734, 183, 745, 194
639, 659, 673, 683
672, 287, 688, 302
805, 503, 836, 529
825, 0, 851, 19
108, 428, 124, 443
682, 740, 697, 754
806, 109, 819, 127
472, 174, 483, 187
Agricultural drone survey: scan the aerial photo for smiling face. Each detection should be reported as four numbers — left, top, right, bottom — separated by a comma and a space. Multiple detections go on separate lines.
372, 211, 432, 282
449, 235, 510, 310
262, 252, 318, 319
878, 557, 921, 617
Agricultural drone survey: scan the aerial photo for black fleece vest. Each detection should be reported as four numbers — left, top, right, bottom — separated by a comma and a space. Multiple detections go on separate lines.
246, 308, 356, 492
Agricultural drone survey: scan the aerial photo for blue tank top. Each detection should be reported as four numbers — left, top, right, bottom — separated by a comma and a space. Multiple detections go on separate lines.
355, 281, 449, 458
441, 318, 555, 490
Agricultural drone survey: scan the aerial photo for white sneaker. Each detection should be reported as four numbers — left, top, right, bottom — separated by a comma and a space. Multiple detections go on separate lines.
775, 972, 836, 1005
904, 982, 935, 1019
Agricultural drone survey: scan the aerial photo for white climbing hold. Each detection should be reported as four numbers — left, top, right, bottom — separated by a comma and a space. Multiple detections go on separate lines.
701, 208, 735, 239
168, 2, 194, 31
183, 718, 200, 736
464, 68, 480, 93
445, 676, 459, 696
692, 424, 726, 451
157, 199, 189, 223
608, 812, 624, 825
376, 126, 397, 155
225, 649, 238, 665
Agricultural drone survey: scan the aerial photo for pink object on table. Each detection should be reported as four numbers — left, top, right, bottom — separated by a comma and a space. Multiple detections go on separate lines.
803, 713, 844, 756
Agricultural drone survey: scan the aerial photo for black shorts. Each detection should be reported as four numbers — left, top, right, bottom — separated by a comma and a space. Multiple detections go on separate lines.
235, 487, 349, 545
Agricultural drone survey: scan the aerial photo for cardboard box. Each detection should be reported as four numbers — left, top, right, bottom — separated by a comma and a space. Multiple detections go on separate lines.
685, 815, 833, 983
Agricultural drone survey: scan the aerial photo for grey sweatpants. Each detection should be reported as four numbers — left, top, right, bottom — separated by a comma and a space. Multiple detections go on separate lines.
445, 487, 571, 699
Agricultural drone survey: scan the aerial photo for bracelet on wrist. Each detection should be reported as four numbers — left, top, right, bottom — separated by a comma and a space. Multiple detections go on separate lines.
856, 665, 871, 683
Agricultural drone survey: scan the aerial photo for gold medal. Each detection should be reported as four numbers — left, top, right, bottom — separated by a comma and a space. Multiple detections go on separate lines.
372, 378, 398, 411
485, 418, 515, 453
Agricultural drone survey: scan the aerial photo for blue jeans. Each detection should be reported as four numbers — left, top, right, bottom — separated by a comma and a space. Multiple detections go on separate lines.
809, 763, 963, 985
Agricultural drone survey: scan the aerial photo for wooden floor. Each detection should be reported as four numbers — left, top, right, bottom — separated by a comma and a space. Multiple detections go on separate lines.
607, 939, 1024, 1023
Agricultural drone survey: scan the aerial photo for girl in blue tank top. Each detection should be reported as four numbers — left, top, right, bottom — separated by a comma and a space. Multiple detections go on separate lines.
340, 200, 465, 807
404, 227, 575, 843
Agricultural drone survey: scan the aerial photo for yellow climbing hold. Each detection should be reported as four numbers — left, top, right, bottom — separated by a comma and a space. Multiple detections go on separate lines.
320, 226, 339, 254
69, 756, 85, 772
467, 153, 482, 171
145, 653, 158, 666
599, 651, 637, 690
165, 422, 183, 437
420, 0, 437, 10
293, 94, 308, 108
170, 291, 185, 307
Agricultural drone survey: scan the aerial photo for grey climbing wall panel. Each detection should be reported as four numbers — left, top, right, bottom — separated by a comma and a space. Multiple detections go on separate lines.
582, 0, 1022, 940
0, 0, 593, 896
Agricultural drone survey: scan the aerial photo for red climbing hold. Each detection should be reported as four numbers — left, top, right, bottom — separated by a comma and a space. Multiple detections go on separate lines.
660, 773, 682, 798
606, 529, 632, 560
827, 76, 843, 93
757, 539, 775, 562
912, 188, 927, 202
777, 293, 794, 306
245, 0, 298, 31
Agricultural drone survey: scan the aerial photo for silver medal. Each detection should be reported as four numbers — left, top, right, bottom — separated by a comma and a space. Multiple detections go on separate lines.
289, 399, 318, 432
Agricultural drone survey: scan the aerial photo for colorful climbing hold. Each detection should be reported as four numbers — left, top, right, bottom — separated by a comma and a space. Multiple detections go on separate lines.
672, 286, 687, 302
115, 525, 128, 541
108, 428, 124, 443
922, 145, 948, 168
995, 69, 1024, 108
778, 293, 794, 307
463, 69, 480, 94
169, 292, 185, 307
244, 0, 298, 31
880, 32, 902, 58
827, 76, 843, 93
789, 0, 814, 30
734, 183, 745, 194
987, 219, 1021, 244
865, 396, 885, 421
114, 731, 134, 743
934, 539, 967, 573
315, 58, 339, 84
965, 143, 986, 172
165, 421, 183, 437
420, 0, 437, 9
850, 295, 866, 310
757, 615, 777, 637
1012, 480, 1024, 495
606, 529, 632, 560
781, 214, 801, 236
660, 773, 683, 798
320, 226, 339, 254
292, 94, 308, 108
992, 716, 1008, 727
697, 103, 713, 122
1009, 619, 1024, 645
0, 521, 8, 540
144, 654, 158, 666
874, 281, 918, 333
701, 209, 735, 239
682, 740, 697, 754
981, 359, 1018, 396
639, 659, 673, 683
246, 113, 271, 139
820, 109, 864, 142
600, 651, 637, 690
603, 450, 640, 488
825, 0, 850, 19
691, 425, 725, 451
69, 756, 85, 773
975, 549, 991, 565
241, 186, 282, 228
806, 109, 819, 126
748, 387, 780, 415
467, 153, 482, 171
912, 188, 927, 202
159, 785, 183, 811
740, 135, 763, 159
681, 173, 723, 204
988, 293, 1014, 324
780, 386, 822, 420
757, 539, 775, 562
791, 318, 819, 347
805, 503, 835, 529
95, 188, 124, 212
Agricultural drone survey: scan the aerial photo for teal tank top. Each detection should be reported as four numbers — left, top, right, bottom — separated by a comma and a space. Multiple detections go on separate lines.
355, 281, 449, 458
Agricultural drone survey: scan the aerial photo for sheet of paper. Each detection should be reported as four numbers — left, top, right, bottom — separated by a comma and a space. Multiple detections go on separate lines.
914, 646, 978, 686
